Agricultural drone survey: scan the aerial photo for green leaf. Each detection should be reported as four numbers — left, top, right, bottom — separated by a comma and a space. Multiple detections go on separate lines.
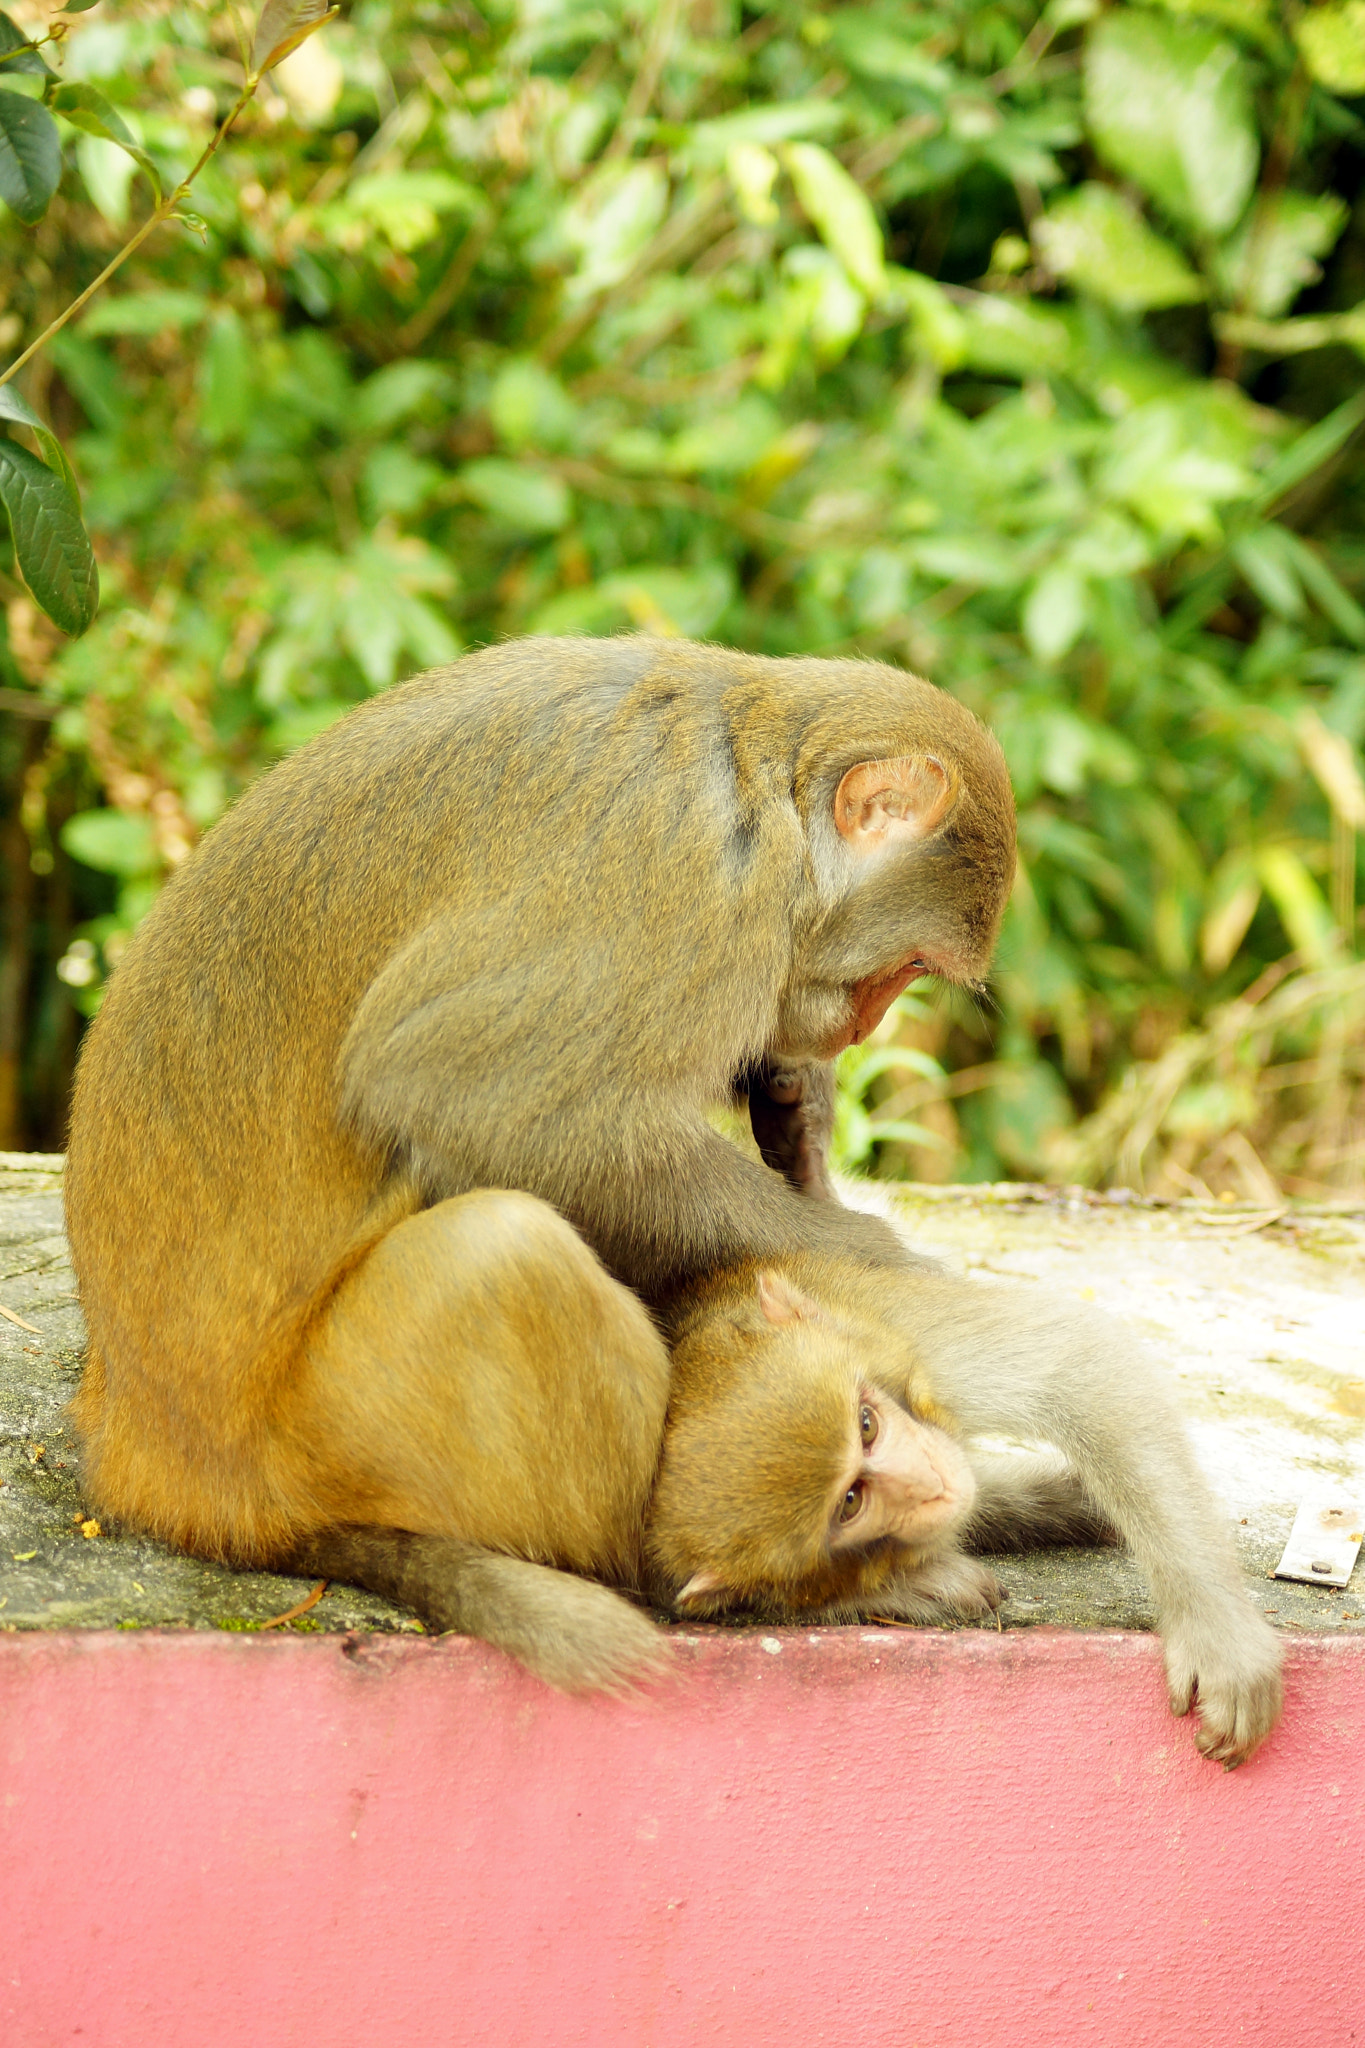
560, 160, 669, 300
353, 361, 451, 433
686, 100, 844, 166
528, 564, 734, 639
1085, 12, 1258, 238
250, 0, 336, 80
760, 244, 867, 380
489, 359, 578, 453
49, 83, 162, 200
0, 88, 60, 224
0, 437, 98, 636
958, 294, 1072, 377
76, 132, 136, 225
826, 16, 954, 91
1276, 527, 1365, 645
0, 381, 80, 498
1024, 569, 1089, 662
884, 268, 968, 370
1214, 193, 1348, 319
79, 290, 209, 337
459, 459, 572, 533
725, 142, 779, 227
1145, 0, 1277, 45
61, 810, 158, 878
340, 171, 481, 254
1252, 389, 1365, 508
783, 142, 886, 300
1295, 1, 1365, 94
1232, 528, 1303, 619
1256, 846, 1337, 967
1035, 185, 1205, 311
0, 13, 54, 76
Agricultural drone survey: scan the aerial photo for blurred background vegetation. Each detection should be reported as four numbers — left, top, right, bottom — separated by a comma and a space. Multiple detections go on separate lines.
2, 0, 1364, 1197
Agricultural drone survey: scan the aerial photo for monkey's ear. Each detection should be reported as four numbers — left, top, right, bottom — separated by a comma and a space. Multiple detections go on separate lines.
757, 1270, 824, 1325
675, 1570, 726, 1611
834, 755, 954, 855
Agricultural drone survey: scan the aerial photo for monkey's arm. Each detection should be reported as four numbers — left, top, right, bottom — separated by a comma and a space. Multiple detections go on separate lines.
745, 1060, 838, 1199
338, 948, 923, 1290
961, 1452, 1119, 1552
878, 1276, 1282, 1766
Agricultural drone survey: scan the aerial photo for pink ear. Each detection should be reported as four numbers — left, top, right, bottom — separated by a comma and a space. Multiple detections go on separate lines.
756, 1270, 824, 1325
676, 1570, 725, 1609
834, 755, 954, 854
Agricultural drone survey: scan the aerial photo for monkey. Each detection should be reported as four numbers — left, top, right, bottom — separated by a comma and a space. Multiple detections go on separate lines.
644, 1257, 1283, 1768
278, 1187, 675, 1693
262, 1214, 1279, 1766
63, 636, 1015, 1686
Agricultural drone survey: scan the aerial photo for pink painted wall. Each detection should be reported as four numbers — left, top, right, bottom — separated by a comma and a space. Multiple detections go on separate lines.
2, 1628, 1361, 2048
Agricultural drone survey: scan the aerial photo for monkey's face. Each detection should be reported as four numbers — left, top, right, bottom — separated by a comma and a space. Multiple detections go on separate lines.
772, 748, 1016, 1061
825, 1385, 974, 1557
647, 1270, 977, 1619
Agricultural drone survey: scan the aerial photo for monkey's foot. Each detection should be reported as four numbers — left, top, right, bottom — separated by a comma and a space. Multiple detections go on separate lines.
483, 1566, 675, 1697
867, 1552, 1005, 1625
289, 1529, 672, 1697
1163, 1596, 1284, 1767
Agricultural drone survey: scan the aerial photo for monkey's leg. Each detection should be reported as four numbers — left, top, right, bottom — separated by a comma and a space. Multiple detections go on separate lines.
893, 1278, 1283, 1765
284, 1190, 672, 1693
745, 1060, 838, 1199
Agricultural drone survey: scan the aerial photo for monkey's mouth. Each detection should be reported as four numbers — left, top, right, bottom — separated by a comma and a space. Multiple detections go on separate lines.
845, 957, 934, 1046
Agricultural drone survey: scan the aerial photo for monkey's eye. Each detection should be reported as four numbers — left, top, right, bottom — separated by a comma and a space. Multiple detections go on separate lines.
859, 1403, 878, 1446
838, 1482, 865, 1524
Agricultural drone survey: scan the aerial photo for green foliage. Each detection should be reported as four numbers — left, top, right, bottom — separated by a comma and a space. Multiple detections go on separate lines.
0, 0, 1363, 1192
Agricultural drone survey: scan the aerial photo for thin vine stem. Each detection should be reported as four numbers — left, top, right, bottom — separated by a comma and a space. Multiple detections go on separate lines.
0, 73, 263, 394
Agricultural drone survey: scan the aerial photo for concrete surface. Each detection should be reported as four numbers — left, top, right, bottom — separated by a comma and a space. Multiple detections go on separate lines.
2, 1153, 1361, 1637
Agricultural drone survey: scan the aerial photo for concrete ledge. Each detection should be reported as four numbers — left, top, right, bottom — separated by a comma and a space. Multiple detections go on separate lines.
3, 1627, 1363, 2047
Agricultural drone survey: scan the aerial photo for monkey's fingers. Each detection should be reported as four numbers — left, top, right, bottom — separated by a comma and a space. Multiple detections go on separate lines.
870, 1552, 1005, 1625
1163, 1604, 1284, 1767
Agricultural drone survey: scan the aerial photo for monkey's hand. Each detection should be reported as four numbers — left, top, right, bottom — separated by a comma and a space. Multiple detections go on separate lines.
747, 1060, 837, 1199
868, 1551, 1005, 1625
1162, 1594, 1283, 1768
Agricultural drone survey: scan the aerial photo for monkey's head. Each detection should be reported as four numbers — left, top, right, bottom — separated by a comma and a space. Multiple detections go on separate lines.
772, 665, 1016, 1061
646, 1269, 977, 1619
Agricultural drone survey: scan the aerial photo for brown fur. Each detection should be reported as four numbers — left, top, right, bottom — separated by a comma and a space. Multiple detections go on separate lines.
65, 638, 1013, 1686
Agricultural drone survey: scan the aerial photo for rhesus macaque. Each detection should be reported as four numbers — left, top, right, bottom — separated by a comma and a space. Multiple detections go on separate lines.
64, 638, 1014, 1684
648, 1260, 1283, 1767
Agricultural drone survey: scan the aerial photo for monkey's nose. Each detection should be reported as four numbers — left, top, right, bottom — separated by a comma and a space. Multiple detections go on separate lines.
887, 1445, 952, 1510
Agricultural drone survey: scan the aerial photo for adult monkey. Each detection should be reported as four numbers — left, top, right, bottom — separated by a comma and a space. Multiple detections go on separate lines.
65, 637, 1015, 1680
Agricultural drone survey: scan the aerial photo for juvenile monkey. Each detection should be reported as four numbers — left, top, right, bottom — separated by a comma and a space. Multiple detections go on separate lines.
267, 1218, 1279, 1765
646, 1260, 1283, 1768
65, 637, 1014, 1684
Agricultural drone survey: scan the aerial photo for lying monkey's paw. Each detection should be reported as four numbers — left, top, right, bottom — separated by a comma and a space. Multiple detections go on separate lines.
1163, 1599, 1284, 1768
873, 1552, 1005, 1624
479, 1563, 674, 1697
